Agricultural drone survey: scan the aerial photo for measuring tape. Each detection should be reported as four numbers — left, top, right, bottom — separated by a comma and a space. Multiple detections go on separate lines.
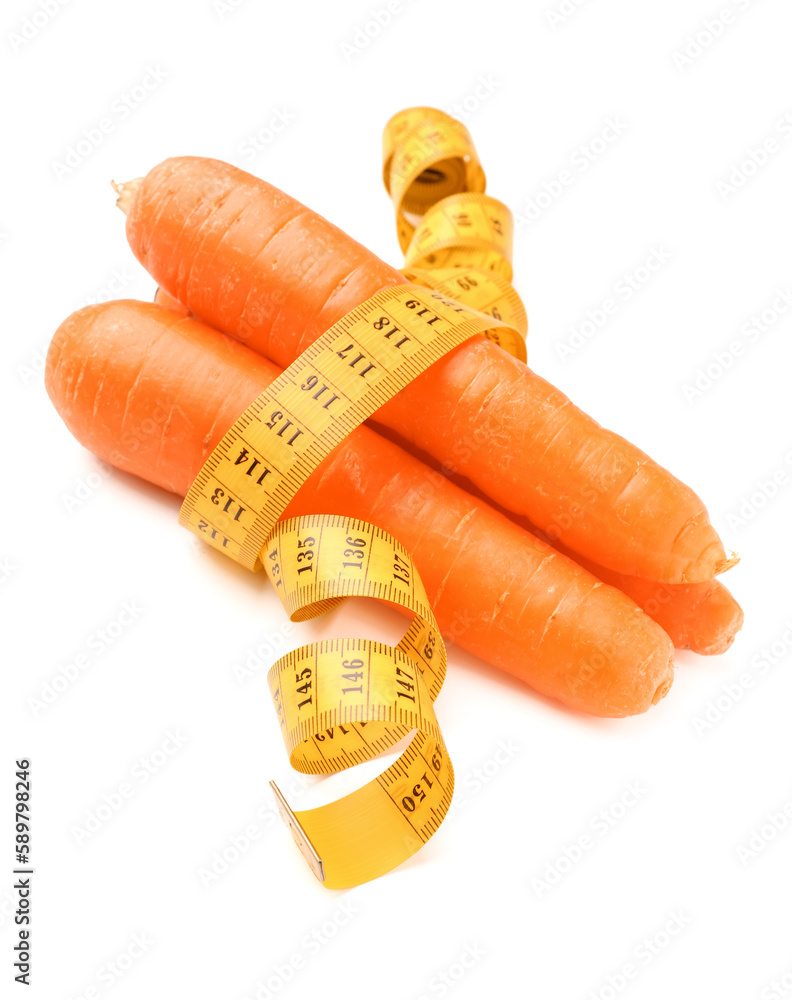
383, 106, 528, 358
178, 108, 526, 887
264, 514, 451, 889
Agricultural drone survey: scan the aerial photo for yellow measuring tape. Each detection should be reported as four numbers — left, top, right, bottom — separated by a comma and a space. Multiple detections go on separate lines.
383, 106, 528, 357
179, 107, 526, 888
263, 514, 450, 889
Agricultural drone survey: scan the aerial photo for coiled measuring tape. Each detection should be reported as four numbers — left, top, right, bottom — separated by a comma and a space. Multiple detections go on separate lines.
383, 106, 528, 356
178, 108, 526, 888
264, 514, 451, 889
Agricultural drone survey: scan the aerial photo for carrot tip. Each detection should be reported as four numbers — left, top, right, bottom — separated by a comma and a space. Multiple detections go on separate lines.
693, 631, 738, 657
112, 177, 142, 216
652, 673, 673, 705
689, 583, 745, 655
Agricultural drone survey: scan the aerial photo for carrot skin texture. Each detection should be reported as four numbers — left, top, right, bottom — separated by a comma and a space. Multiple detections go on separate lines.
374, 340, 732, 587
44, 302, 270, 495
46, 300, 674, 716
588, 572, 743, 655
372, 424, 745, 655
526, 522, 743, 654
405, 436, 743, 655
123, 156, 730, 584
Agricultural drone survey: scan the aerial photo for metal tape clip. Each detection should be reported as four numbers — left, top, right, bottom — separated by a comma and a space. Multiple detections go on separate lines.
269, 781, 325, 883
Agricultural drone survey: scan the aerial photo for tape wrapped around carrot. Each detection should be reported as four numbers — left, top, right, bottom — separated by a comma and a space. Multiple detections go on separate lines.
116, 157, 734, 585
151, 278, 743, 657
46, 300, 676, 717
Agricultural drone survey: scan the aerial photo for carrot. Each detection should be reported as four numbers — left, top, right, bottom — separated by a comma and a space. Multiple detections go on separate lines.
583, 571, 743, 655
45, 299, 675, 717
153, 286, 189, 315
524, 521, 743, 654
119, 157, 733, 585
371, 424, 745, 655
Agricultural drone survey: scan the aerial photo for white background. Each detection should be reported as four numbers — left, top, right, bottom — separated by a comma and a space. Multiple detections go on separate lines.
2, 0, 791, 997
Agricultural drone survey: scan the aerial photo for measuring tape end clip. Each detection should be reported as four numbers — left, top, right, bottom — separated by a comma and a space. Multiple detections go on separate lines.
270, 780, 325, 883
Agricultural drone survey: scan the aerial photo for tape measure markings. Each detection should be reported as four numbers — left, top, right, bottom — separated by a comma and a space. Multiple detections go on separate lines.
181, 285, 516, 571
261, 515, 452, 886
260, 515, 453, 885
179, 107, 529, 888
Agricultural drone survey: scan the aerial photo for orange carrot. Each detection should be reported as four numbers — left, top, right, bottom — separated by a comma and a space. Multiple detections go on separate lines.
582, 571, 743, 655
153, 286, 189, 315
119, 157, 732, 585
523, 519, 743, 654
372, 424, 745, 655
46, 299, 674, 717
